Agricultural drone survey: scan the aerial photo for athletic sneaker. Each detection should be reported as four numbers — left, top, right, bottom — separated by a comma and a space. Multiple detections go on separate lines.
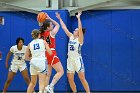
45, 85, 54, 93
38, 91, 43, 93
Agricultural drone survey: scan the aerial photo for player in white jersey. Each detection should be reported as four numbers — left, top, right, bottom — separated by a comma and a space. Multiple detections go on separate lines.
25, 29, 52, 93
3, 37, 30, 92
56, 12, 90, 93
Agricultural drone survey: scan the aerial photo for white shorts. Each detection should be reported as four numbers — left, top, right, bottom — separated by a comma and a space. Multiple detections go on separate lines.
67, 56, 85, 73
30, 58, 47, 75
9, 62, 27, 73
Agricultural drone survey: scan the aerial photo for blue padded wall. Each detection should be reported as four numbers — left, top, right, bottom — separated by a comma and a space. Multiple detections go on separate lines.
0, 10, 140, 92
0, 11, 39, 91
71, 10, 140, 91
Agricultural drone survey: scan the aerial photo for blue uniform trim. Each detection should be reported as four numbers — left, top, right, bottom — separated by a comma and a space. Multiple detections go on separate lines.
40, 60, 47, 74
78, 44, 81, 54
79, 57, 84, 72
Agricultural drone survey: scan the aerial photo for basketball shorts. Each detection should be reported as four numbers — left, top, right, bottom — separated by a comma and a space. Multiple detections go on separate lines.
46, 50, 60, 66
30, 58, 47, 75
9, 62, 27, 73
67, 56, 85, 73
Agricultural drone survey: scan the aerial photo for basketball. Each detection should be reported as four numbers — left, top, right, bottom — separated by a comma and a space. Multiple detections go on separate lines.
37, 12, 48, 23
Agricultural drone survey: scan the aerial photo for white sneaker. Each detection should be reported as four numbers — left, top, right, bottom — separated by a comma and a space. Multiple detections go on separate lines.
38, 91, 43, 93
45, 85, 54, 93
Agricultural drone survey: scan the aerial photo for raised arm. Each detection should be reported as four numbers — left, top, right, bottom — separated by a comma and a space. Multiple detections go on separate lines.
76, 11, 83, 44
47, 14, 60, 36
44, 40, 53, 55
25, 44, 32, 61
5, 51, 12, 69
56, 12, 72, 38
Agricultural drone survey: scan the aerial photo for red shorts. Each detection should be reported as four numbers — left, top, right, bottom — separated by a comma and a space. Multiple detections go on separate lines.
46, 50, 60, 66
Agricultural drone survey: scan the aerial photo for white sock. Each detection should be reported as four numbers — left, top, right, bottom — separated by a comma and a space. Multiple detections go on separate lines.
50, 83, 54, 88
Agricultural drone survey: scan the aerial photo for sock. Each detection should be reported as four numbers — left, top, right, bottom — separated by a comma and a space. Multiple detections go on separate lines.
50, 83, 54, 88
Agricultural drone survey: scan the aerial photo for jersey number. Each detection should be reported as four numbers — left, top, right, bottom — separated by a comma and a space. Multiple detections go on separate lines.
18, 56, 22, 60
69, 45, 75, 51
34, 43, 40, 50
46, 36, 51, 45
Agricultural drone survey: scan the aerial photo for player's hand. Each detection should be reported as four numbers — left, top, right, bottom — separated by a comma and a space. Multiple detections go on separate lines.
76, 11, 82, 19
5, 63, 9, 69
46, 13, 51, 19
55, 12, 61, 20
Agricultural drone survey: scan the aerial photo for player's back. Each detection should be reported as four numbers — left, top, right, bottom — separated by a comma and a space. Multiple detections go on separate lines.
40, 31, 56, 48
30, 39, 46, 59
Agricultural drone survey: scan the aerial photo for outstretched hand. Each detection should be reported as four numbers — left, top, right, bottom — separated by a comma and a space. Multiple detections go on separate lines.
55, 12, 61, 20
76, 11, 82, 18
45, 13, 51, 19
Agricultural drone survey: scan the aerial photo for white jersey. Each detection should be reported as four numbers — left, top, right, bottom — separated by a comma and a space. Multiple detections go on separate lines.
68, 35, 82, 58
10, 45, 27, 64
29, 39, 47, 75
29, 39, 46, 59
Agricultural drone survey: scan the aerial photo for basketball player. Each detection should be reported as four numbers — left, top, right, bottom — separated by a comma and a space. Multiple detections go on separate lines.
25, 29, 52, 93
39, 13, 64, 93
3, 37, 30, 92
56, 12, 90, 93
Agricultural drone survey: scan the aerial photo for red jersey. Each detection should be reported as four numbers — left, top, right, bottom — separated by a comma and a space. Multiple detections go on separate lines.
40, 30, 60, 65
40, 30, 56, 48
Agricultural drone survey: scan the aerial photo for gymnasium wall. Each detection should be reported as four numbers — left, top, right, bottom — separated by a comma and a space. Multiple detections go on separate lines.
0, 11, 39, 91
0, 10, 140, 92
71, 10, 140, 91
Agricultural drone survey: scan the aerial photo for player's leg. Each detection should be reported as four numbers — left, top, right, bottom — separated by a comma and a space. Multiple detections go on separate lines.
51, 61, 64, 87
67, 73, 77, 93
44, 64, 52, 93
78, 72, 90, 93
27, 64, 38, 93
27, 75, 37, 93
38, 73, 46, 92
3, 71, 16, 92
77, 57, 90, 93
67, 58, 77, 92
45, 64, 52, 87
3, 64, 18, 92
45, 61, 64, 93
20, 64, 30, 85
38, 60, 47, 93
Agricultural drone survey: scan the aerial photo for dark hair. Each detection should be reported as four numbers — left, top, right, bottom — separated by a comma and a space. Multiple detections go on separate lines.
32, 29, 41, 39
40, 19, 51, 33
16, 37, 24, 45
82, 28, 86, 35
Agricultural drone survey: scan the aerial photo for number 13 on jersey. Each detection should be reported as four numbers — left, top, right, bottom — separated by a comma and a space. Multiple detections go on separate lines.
34, 43, 40, 50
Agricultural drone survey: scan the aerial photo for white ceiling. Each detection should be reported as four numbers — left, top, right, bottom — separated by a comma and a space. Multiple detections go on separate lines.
0, 0, 140, 15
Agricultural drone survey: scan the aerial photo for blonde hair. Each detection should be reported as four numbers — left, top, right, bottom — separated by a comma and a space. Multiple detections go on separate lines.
31, 29, 40, 39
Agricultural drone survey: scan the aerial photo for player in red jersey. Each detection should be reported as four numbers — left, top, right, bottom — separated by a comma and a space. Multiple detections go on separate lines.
39, 13, 64, 93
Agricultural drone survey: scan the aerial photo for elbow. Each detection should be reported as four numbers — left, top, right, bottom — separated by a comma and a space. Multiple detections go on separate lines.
62, 26, 66, 30
56, 23, 60, 28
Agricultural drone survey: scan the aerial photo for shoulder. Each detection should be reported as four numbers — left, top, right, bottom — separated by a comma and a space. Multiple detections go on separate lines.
23, 45, 27, 47
11, 45, 16, 49
38, 39, 44, 43
69, 35, 74, 40
23, 45, 27, 49
10, 45, 17, 52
